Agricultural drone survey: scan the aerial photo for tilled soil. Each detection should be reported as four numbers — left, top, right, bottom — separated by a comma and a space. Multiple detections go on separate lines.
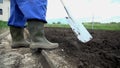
0, 27, 120, 68
45, 27, 120, 68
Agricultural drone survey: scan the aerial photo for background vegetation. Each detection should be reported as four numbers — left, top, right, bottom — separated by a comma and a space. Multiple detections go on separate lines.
45, 22, 120, 31
0, 20, 8, 28
0, 20, 120, 31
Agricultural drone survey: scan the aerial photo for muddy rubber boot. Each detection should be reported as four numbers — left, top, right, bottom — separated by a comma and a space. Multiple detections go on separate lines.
27, 20, 59, 49
10, 26, 30, 48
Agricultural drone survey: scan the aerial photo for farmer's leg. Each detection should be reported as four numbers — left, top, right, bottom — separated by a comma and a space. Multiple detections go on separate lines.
15, 0, 58, 49
8, 0, 29, 48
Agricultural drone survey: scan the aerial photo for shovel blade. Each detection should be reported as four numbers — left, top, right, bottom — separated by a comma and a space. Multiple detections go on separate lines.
66, 17, 93, 43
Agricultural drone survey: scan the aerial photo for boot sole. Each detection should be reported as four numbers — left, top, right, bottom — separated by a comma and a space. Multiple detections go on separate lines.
11, 46, 29, 48
11, 44, 30, 48
30, 43, 59, 49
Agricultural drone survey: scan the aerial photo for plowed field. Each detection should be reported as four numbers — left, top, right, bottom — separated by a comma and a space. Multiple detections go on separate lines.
45, 27, 120, 68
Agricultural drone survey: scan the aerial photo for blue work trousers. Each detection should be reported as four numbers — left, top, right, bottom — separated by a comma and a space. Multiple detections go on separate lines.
8, 0, 47, 27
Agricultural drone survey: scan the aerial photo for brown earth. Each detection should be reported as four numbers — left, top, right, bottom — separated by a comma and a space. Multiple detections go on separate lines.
0, 27, 120, 68
45, 27, 120, 68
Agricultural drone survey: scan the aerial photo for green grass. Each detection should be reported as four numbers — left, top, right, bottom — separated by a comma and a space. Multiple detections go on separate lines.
0, 21, 8, 33
0, 20, 8, 28
45, 23, 120, 31
83, 23, 120, 30
0, 20, 120, 31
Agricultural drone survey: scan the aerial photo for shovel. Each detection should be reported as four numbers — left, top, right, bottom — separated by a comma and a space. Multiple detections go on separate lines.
60, 0, 93, 43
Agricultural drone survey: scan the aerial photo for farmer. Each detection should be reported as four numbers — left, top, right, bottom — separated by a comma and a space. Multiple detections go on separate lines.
8, 0, 59, 49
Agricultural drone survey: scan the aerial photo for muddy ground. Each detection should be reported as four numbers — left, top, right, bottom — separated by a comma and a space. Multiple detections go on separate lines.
0, 27, 120, 68
45, 27, 120, 68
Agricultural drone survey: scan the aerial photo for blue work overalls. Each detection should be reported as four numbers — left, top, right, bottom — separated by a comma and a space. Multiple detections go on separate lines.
8, 0, 47, 27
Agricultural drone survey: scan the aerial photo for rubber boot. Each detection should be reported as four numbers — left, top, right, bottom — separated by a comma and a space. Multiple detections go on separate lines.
27, 20, 59, 49
10, 26, 30, 48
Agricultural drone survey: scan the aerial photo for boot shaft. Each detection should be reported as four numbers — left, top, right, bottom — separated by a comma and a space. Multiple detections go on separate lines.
27, 20, 45, 41
10, 26, 24, 41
